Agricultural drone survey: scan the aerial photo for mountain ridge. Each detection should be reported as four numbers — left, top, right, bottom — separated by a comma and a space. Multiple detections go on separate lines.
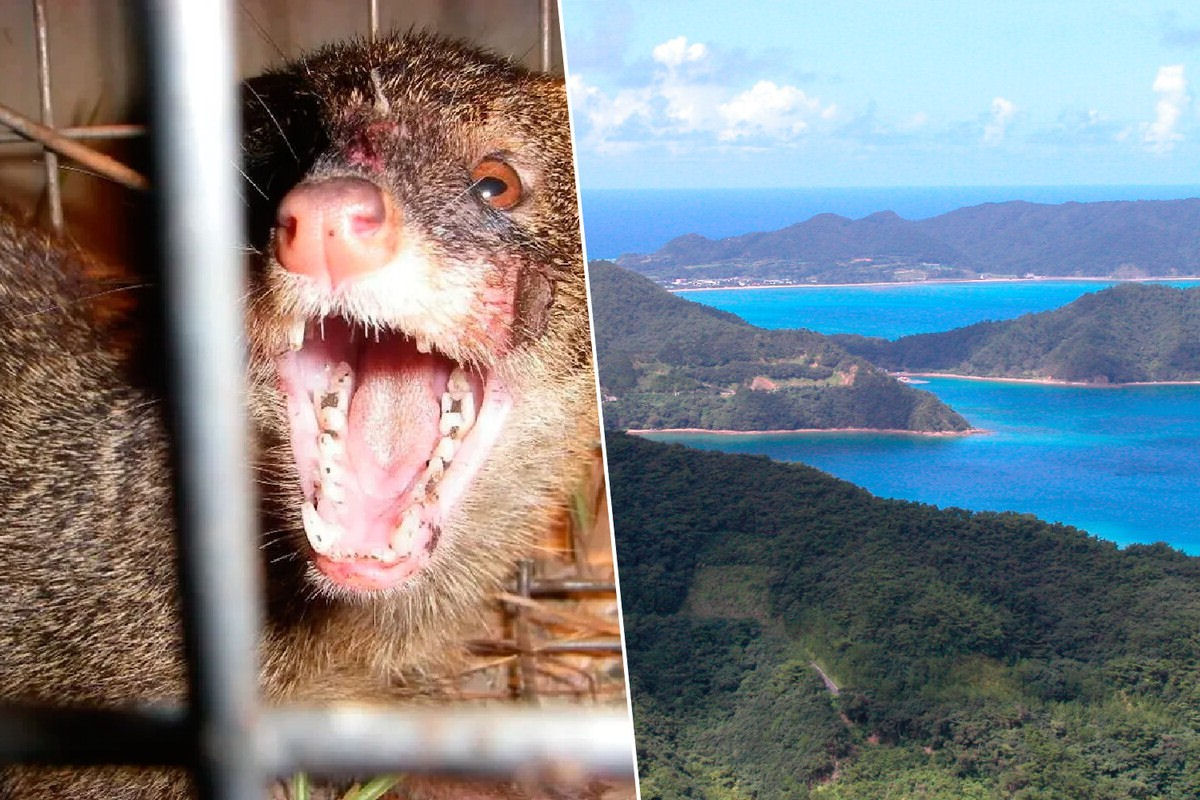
617, 198, 1200, 285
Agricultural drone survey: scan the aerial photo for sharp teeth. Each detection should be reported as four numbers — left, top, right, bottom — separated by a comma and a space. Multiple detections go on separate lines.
331, 362, 353, 389
424, 457, 445, 500
318, 477, 345, 504
416, 336, 432, 354
435, 436, 458, 462
319, 405, 347, 433
301, 501, 339, 556
315, 362, 353, 434
441, 392, 456, 415
373, 546, 401, 564
447, 367, 471, 398
287, 317, 306, 351
439, 412, 463, 437
319, 432, 344, 459
391, 510, 421, 554
458, 392, 476, 430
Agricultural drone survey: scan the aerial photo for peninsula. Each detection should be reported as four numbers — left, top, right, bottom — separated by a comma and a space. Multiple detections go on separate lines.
834, 283, 1200, 384
588, 261, 971, 433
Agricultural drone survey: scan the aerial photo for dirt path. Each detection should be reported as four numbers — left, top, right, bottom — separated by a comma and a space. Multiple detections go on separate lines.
810, 661, 840, 695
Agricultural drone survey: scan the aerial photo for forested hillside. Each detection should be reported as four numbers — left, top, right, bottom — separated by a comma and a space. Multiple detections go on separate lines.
589, 262, 970, 432
611, 432, 1200, 799
616, 199, 1200, 284
835, 283, 1200, 383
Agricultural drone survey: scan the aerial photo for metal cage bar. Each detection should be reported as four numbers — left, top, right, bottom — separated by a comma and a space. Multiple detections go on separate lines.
142, 2, 263, 798
32, 0, 62, 231
0, 706, 635, 780
0, 122, 145, 144
540, 0, 554, 72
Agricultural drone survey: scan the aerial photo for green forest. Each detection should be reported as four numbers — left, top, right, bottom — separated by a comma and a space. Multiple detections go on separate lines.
835, 283, 1200, 384
610, 432, 1200, 800
590, 262, 970, 432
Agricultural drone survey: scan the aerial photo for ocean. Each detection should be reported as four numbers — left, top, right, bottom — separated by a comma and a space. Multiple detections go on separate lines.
587, 187, 1200, 553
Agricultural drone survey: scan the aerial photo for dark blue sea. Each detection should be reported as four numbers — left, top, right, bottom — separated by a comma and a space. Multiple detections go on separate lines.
587, 187, 1200, 553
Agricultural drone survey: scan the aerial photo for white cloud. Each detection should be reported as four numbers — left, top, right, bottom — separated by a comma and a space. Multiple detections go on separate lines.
983, 97, 1016, 145
1143, 64, 1189, 153
659, 83, 725, 130
569, 37, 836, 152
567, 74, 654, 141
718, 81, 830, 141
651, 36, 708, 69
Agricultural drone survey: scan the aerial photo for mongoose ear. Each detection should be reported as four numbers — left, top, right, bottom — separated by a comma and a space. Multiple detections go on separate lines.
515, 263, 556, 342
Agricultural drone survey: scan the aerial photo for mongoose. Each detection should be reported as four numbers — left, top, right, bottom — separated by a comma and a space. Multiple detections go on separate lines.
0, 32, 600, 797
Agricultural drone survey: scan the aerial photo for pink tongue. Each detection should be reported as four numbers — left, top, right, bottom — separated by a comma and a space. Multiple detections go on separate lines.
347, 348, 444, 497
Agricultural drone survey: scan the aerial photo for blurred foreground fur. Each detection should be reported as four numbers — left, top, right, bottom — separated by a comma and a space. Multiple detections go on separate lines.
0, 33, 623, 799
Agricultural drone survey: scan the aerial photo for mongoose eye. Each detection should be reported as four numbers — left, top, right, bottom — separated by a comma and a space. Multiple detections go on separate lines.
470, 158, 523, 210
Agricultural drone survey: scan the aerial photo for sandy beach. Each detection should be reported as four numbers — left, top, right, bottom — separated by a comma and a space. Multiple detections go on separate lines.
667, 276, 1200, 293
626, 426, 984, 437
898, 371, 1200, 388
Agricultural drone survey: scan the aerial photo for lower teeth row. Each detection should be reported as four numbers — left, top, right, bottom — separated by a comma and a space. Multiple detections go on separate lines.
302, 500, 427, 564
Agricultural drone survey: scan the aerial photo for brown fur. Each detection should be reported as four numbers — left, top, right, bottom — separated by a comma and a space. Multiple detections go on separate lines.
0, 33, 599, 797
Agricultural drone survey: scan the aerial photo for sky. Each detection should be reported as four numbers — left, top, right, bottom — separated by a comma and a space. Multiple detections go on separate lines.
559, 1, 1200, 189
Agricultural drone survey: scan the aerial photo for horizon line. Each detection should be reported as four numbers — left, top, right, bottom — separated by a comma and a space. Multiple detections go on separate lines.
581, 183, 1200, 192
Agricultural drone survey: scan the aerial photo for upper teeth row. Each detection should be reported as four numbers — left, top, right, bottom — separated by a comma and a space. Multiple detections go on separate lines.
286, 317, 445, 355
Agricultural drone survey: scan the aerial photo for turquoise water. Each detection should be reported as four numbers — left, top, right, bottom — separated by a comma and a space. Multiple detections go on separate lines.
643, 377, 1200, 554
678, 280, 1200, 339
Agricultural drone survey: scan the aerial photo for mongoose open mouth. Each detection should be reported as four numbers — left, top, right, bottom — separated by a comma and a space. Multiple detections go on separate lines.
275, 315, 512, 591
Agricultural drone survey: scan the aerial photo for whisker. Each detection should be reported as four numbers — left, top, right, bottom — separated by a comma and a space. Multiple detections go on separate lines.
238, 1, 288, 62
244, 81, 299, 164
0, 283, 154, 324
236, 163, 269, 201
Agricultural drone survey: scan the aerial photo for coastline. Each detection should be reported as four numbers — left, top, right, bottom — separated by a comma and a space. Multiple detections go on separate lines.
627, 425, 984, 437
668, 275, 1200, 293
900, 371, 1200, 388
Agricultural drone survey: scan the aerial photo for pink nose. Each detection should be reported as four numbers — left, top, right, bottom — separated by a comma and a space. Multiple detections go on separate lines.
274, 178, 400, 288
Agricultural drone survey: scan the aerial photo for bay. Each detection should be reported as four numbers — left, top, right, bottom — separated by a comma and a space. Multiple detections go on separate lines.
587, 187, 1200, 554
642, 377, 1200, 554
